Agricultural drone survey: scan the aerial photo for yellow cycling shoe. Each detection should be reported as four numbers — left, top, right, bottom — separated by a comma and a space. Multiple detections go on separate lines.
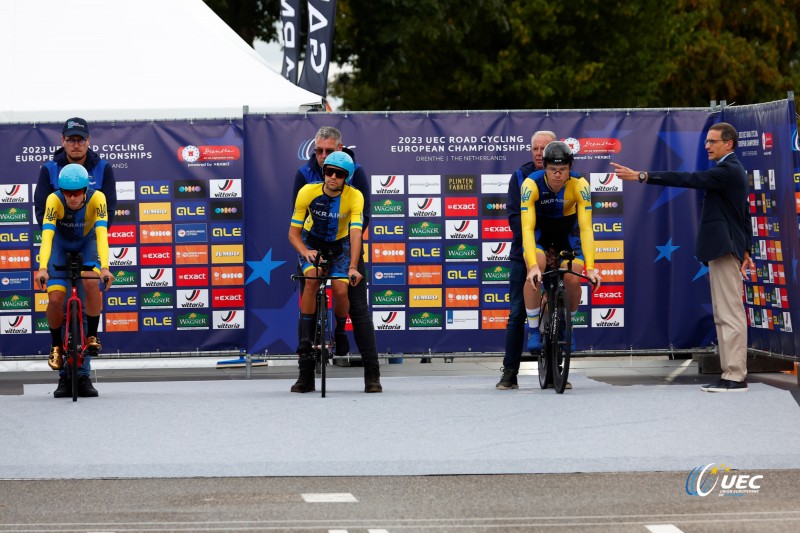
87, 336, 102, 352
48, 346, 64, 370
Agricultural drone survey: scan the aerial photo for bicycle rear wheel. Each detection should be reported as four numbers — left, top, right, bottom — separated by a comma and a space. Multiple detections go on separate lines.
68, 300, 81, 402
551, 287, 571, 394
537, 299, 553, 390
315, 290, 328, 397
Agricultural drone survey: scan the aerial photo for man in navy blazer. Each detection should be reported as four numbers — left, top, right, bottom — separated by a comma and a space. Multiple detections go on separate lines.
611, 122, 755, 393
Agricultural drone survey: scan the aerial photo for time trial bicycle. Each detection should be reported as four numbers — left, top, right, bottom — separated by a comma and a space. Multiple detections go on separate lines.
43, 252, 110, 402
291, 250, 355, 398
536, 250, 596, 394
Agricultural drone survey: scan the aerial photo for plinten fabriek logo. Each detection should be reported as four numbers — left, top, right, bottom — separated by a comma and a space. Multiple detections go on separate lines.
686, 463, 763, 497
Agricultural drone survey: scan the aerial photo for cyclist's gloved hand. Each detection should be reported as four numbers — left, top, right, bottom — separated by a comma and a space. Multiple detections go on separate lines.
586, 269, 602, 291
36, 268, 49, 291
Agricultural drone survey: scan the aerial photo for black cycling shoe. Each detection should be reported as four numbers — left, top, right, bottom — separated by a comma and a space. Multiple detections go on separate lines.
335, 333, 350, 356
53, 377, 71, 398
77, 376, 99, 398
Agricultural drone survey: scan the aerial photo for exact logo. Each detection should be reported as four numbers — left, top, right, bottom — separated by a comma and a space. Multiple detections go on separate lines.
686, 463, 764, 497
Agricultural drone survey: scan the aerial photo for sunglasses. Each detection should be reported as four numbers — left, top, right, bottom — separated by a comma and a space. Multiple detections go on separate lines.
60, 188, 86, 197
314, 147, 336, 156
324, 167, 348, 180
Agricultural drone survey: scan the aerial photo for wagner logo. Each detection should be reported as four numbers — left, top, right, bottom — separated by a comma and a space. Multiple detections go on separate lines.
108, 246, 138, 268
109, 225, 137, 245
482, 265, 510, 284
373, 310, 405, 330
446, 219, 477, 240
591, 285, 625, 306
481, 310, 508, 330
0, 206, 31, 224
409, 197, 442, 217
210, 179, 242, 199
174, 179, 207, 198
112, 269, 137, 287
445, 197, 478, 217
407, 174, 441, 194
372, 243, 406, 263
141, 290, 174, 309
140, 224, 173, 244
0, 293, 31, 311
176, 312, 210, 330
177, 267, 209, 287
1, 184, 29, 203
177, 289, 209, 309
409, 311, 443, 330
0, 250, 31, 269
212, 288, 244, 308
372, 198, 405, 217
446, 288, 479, 308
372, 175, 405, 195
212, 266, 245, 286
592, 308, 625, 328
482, 242, 510, 262
408, 265, 442, 285
408, 221, 442, 240
409, 288, 442, 308
213, 310, 244, 329
446, 243, 478, 262
105, 312, 138, 332
446, 175, 476, 193
372, 289, 407, 307
176, 245, 209, 265
595, 240, 624, 260
141, 268, 173, 288
139, 246, 172, 266
590, 173, 623, 192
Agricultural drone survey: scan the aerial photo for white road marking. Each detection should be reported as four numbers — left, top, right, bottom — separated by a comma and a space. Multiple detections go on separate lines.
302, 492, 359, 503
646, 525, 685, 533
368, 529, 391, 533
664, 359, 693, 382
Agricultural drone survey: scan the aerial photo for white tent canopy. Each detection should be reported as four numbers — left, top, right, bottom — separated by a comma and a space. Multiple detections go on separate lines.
0, 0, 321, 122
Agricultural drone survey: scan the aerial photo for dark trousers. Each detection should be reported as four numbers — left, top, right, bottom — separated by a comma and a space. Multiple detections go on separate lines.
348, 255, 379, 367
502, 258, 527, 370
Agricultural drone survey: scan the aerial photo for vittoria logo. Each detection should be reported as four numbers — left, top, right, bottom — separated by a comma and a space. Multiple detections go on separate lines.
590, 173, 624, 192
592, 307, 625, 327
1, 184, 28, 203
141, 268, 173, 288
210, 179, 242, 199
373, 311, 405, 330
446, 220, 477, 240
177, 289, 209, 308
213, 310, 244, 329
372, 175, 405, 195
409, 197, 442, 217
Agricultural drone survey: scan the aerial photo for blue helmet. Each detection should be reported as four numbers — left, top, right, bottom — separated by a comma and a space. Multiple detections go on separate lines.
322, 151, 355, 184
58, 164, 90, 191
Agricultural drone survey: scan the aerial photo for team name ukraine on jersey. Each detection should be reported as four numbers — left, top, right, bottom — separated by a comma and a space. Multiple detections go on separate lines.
39, 189, 110, 270
291, 182, 364, 242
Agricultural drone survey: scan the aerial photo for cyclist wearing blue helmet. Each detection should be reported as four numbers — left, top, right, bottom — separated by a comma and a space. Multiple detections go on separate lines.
288, 151, 365, 393
36, 164, 115, 398
291, 126, 381, 394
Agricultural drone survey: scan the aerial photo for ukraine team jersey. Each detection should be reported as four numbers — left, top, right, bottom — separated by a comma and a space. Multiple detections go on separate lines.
520, 170, 595, 270
39, 189, 110, 269
291, 183, 364, 242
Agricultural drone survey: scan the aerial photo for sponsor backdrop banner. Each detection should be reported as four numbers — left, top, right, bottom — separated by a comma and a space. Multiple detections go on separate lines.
244, 106, 800, 356
0, 121, 246, 356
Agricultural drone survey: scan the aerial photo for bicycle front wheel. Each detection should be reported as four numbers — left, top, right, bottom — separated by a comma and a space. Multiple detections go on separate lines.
315, 291, 328, 397
537, 298, 552, 390
551, 287, 571, 394
68, 300, 81, 402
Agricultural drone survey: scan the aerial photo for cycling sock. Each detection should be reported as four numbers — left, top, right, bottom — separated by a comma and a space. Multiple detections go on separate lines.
87, 315, 100, 337
335, 315, 347, 333
49, 328, 61, 347
526, 308, 540, 329
299, 313, 314, 342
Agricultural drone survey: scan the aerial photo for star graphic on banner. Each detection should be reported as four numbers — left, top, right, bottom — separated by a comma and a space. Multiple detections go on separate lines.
246, 248, 286, 285
647, 131, 713, 213
250, 295, 299, 353
692, 257, 709, 281
654, 238, 680, 262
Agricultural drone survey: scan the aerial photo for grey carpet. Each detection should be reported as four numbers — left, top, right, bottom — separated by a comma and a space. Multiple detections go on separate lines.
2, 373, 799, 479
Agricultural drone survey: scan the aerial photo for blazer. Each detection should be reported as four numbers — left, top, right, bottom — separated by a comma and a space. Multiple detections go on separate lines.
648, 153, 751, 264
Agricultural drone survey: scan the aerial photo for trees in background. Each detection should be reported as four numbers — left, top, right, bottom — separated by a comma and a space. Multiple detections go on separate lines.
204, 0, 800, 110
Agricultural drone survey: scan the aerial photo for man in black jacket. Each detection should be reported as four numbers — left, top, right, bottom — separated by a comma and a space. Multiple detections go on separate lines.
612, 122, 754, 393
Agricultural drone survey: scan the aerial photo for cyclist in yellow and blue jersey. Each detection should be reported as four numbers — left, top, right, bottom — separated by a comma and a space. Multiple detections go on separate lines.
520, 142, 602, 355
287, 151, 364, 393
36, 164, 115, 398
